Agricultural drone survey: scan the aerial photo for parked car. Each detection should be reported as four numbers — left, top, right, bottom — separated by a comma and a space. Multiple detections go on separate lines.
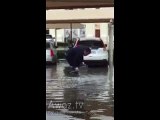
74, 37, 108, 66
46, 41, 57, 64
46, 34, 55, 43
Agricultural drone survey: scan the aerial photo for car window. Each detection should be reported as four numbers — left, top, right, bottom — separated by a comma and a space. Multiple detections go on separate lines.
46, 35, 52, 39
78, 40, 104, 48
46, 42, 50, 49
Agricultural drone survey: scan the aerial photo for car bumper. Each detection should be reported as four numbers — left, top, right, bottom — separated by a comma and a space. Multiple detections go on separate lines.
46, 55, 57, 63
46, 56, 52, 62
84, 54, 108, 61
84, 60, 108, 66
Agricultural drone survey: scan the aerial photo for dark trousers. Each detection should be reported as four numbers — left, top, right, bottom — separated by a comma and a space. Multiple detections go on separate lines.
66, 56, 81, 68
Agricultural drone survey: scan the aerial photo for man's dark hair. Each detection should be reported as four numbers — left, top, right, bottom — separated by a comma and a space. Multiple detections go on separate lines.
84, 47, 91, 53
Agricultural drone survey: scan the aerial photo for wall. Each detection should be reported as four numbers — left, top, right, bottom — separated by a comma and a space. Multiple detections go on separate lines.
49, 29, 64, 42
48, 22, 110, 44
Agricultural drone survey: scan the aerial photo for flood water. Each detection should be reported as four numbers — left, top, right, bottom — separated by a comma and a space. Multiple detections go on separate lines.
46, 61, 114, 120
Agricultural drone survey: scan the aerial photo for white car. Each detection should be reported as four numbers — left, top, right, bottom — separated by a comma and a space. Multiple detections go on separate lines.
46, 41, 57, 64
46, 34, 55, 42
74, 37, 108, 66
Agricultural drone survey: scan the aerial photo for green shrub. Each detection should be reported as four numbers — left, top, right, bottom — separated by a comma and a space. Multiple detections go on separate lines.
57, 50, 66, 59
57, 42, 68, 47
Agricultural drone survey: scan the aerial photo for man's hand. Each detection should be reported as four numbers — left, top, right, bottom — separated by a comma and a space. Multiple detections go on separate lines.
82, 62, 85, 65
75, 67, 79, 72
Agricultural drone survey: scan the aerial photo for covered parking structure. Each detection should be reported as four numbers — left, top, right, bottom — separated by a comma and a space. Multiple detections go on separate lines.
46, 0, 114, 9
46, 7, 114, 46
46, 0, 114, 66
46, 23, 85, 46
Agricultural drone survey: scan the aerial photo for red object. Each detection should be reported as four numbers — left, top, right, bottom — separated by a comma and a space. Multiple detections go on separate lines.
50, 49, 54, 56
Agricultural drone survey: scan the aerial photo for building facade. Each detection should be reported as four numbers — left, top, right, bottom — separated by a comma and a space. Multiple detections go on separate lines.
47, 22, 109, 44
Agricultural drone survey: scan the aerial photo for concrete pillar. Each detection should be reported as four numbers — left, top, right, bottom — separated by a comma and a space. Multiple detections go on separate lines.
107, 20, 114, 110
108, 19, 114, 67
70, 23, 73, 48
70, 23, 72, 40
55, 28, 57, 47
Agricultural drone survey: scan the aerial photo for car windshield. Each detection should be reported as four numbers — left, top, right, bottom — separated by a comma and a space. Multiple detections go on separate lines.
46, 42, 50, 49
78, 40, 104, 48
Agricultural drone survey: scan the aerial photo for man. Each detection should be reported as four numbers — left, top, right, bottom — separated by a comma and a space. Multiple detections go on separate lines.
66, 46, 91, 72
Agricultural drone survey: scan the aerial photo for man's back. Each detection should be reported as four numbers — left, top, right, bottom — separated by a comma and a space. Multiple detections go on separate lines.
66, 46, 89, 67
67, 47, 83, 58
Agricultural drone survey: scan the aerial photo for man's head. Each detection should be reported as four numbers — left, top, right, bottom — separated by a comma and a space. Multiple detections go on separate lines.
84, 47, 91, 56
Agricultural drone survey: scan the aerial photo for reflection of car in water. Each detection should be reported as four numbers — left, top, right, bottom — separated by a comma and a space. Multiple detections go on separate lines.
74, 37, 108, 66
63, 66, 80, 77
46, 41, 57, 64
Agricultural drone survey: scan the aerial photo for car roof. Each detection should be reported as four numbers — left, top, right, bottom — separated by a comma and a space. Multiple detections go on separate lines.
46, 41, 54, 44
79, 37, 101, 41
46, 34, 52, 36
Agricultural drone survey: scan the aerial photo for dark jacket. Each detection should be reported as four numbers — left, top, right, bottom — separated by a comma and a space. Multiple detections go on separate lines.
66, 46, 88, 68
